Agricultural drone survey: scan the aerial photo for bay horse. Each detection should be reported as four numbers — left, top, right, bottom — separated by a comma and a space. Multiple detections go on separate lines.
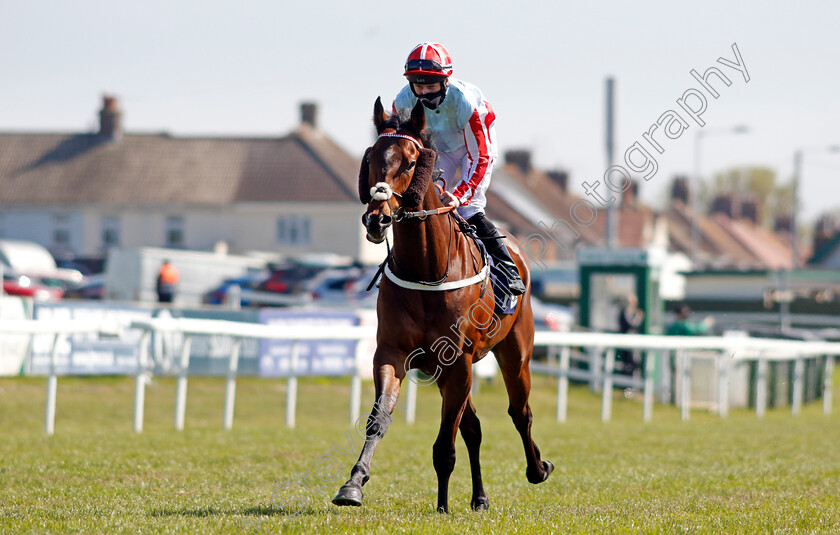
331, 97, 553, 513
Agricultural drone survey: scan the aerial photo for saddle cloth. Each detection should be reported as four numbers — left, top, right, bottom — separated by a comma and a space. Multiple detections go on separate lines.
472, 237, 519, 316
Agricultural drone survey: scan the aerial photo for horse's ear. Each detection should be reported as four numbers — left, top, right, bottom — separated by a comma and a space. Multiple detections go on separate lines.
402, 148, 436, 207
409, 100, 426, 136
358, 147, 373, 204
373, 97, 388, 133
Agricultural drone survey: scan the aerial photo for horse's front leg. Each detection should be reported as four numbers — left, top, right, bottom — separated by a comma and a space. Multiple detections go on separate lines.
433, 365, 472, 513
332, 353, 403, 507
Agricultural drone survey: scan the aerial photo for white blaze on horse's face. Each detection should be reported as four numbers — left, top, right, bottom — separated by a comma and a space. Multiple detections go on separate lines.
382, 144, 401, 183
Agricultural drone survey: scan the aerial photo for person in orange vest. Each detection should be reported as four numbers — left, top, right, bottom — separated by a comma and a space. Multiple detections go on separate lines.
156, 259, 180, 303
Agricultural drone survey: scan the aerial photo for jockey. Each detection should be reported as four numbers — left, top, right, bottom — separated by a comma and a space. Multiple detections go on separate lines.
392, 42, 526, 295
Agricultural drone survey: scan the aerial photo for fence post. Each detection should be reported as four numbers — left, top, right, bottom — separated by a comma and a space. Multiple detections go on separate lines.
405, 370, 418, 424
44, 332, 61, 435
678, 350, 691, 421
601, 349, 615, 423
174, 334, 194, 431
791, 357, 804, 416
556, 346, 571, 423
642, 349, 655, 422
286, 340, 300, 429
590, 346, 602, 393
756, 357, 768, 418
223, 337, 243, 430
717, 352, 731, 418
133, 330, 152, 433
824, 356, 834, 416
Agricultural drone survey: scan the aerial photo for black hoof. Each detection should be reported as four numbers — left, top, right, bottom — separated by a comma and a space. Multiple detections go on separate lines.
471, 496, 490, 511
332, 485, 363, 507
526, 460, 555, 484
437, 505, 449, 514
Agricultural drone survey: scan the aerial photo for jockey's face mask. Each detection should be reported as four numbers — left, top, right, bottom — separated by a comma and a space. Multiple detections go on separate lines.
410, 80, 448, 110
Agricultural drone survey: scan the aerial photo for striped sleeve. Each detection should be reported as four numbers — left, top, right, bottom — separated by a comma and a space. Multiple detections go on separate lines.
452, 99, 496, 205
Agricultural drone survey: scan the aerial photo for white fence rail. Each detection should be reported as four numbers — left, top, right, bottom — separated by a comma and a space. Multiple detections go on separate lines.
0, 319, 121, 435
533, 331, 840, 423
2, 318, 838, 434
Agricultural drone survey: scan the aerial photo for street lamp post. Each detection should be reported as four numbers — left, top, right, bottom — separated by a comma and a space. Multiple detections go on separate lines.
690, 126, 749, 263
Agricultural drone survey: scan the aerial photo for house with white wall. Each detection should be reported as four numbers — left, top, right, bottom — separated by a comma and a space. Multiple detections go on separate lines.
0, 97, 384, 265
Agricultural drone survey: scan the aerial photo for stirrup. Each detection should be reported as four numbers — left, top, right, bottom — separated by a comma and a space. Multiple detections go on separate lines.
500, 262, 526, 295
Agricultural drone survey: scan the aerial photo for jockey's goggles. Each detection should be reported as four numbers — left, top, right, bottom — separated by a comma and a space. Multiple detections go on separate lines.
405, 59, 450, 73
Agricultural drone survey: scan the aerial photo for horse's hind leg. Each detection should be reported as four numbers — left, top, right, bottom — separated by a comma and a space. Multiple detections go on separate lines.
459, 397, 489, 511
494, 329, 554, 484
332, 357, 403, 507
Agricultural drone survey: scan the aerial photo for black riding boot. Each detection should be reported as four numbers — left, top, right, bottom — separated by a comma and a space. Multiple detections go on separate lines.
466, 213, 527, 295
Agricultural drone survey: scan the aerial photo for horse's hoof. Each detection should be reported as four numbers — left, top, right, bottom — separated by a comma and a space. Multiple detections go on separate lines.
331, 485, 363, 507
436, 505, 449, 514
527, 460, 554, 484
471, 496, 490, 511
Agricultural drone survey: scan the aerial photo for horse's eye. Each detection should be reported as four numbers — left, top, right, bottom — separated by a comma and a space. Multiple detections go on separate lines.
406, 161, 416, 171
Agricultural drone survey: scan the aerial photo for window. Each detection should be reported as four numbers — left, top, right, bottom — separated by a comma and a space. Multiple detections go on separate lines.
166, 216, 185, 248
276, 215, 311, 246
53, 213, 71, 248
101, 216, 120, 250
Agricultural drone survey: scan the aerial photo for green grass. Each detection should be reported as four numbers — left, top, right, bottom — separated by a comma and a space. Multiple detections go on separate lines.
1, 371, 839, 534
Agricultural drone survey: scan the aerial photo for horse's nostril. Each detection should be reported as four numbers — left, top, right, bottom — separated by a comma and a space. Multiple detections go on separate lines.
380, 215, 393, 227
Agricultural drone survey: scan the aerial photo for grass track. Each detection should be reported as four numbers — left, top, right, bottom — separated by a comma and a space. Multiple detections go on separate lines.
1, 371, 839, 534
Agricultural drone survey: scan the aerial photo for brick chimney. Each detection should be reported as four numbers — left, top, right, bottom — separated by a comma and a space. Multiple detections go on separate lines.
670, 176, 690, 205
623, 179, 639, 208
505, 150, 531, 174
98, 95, 122, 141
546, 170, 568, 193
774, 214, 792, 233
740, 197, 759, 223
300, 102, 317, 128
710, 194, 737, 218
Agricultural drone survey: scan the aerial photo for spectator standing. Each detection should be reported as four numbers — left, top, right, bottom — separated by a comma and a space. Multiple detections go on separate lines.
617, 294, 644, 375
156, 260, 179, 304
666, 303, 714, 336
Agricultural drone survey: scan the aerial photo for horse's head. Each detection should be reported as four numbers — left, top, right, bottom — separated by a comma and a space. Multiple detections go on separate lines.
359, 97, 437, 244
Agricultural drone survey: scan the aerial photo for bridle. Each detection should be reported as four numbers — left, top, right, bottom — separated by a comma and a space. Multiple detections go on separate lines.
371, 132, 457, 222
367, 132, 480, 288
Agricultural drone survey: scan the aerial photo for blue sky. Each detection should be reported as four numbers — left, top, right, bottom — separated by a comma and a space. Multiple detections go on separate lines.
2, 1, 838, 220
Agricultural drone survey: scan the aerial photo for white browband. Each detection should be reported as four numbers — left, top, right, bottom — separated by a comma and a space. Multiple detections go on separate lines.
378, 133, 423, 150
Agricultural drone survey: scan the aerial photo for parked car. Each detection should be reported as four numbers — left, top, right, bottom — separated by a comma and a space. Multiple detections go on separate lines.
202, 271, 268, 305
63, 274, 106, 300
308, 267, 365, 303
257, 263, 327, 295
2, 273, 64, 301
531, 296, 574, 332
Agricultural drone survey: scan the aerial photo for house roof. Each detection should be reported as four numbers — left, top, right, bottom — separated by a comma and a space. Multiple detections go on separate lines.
0, 124, 359, 207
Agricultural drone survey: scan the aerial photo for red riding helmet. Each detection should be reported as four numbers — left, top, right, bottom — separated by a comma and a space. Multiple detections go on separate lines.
404, 42, 453, 84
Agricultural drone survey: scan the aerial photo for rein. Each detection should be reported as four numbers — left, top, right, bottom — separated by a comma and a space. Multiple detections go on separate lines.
392, 204, 455, 222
